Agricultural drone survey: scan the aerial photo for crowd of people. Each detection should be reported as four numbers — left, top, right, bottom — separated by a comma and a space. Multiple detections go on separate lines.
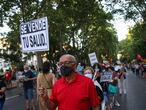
36, 54, 128, 110
0, 54, 146, 110
130, 62, 146, 78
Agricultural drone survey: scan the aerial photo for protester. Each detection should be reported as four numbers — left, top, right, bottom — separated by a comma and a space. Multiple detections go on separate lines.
110, 67, 120, 107
4, 69, 12, 89
0, 74, 6, 110
100, 66, 112, 110
118, 67, 127, 95
76, 62, 84, 74
83, 66, 103, 110
37, 61, 56, 110
92, 63, 102, 83
20, 64, 36, 110
38, 54, 100, 110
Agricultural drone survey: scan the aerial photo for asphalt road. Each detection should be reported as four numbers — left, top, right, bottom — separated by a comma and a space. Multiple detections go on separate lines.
4, 87, 38, 110
3, 70, 146, 110
113, 70, 146, 110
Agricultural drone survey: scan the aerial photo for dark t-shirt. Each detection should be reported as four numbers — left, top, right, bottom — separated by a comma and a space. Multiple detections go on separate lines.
22, 70, 35, 89
0, 80, 6, 101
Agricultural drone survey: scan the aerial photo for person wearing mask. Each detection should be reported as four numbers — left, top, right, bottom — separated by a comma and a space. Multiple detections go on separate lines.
84, 66, 104, 110
38, 54, 100, 110
0, 74, 6, 110
118, 67, 127, 95
20, 64, 36, 110
93, 63, 102, 83
37, 61, 56, 110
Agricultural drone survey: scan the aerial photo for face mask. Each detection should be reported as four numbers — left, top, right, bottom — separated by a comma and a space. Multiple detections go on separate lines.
60, 66, 74, 76
49, 69, 53, 73
57, 67, 61, 75
24, 70, 28, 72
84, 73, 93, 79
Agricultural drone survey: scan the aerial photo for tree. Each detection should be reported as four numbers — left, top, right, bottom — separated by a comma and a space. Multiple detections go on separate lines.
0, 0, 119, 65
128, 22, 146, 58
104, 0, 146, 60
118, 38, 133, 62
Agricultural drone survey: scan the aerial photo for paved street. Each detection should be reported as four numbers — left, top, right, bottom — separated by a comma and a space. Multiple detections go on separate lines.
4, 87, 38, 110
3, 71, 146, 110
113, 71, 146, 110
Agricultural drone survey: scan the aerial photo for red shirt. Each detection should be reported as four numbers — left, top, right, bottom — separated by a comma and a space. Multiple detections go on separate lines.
5, 71, 12, 81
50, 73, 100, 110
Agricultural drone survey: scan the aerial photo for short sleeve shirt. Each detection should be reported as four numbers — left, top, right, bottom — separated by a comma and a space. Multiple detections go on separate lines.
22, 70, 35, 89
50, 73, 100, 110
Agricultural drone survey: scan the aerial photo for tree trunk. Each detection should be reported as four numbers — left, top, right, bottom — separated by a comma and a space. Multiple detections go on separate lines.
36, 52, 43, 71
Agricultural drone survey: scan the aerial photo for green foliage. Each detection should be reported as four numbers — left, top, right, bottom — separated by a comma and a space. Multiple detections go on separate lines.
118, 38, 133, 62
0, 0, 118, 64
105, 0, 146, 23
119, 22, 146, 62
129, 22, 146, 58
105, 0, 146, 62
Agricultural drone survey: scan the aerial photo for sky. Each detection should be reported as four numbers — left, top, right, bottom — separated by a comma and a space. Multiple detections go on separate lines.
0, 20, 133, 41
112, 19, 134, 41
0, 24, 10, 35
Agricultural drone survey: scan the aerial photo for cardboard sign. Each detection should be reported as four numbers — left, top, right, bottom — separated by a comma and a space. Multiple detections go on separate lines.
88, 52, 98, 66
20, 17, 49, 52
100, 72, 112, 82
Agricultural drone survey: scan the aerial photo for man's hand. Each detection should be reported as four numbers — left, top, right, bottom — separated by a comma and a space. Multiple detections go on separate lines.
38, 87, 48, 102
93, 105, 100, 110
38, 87, 57, 110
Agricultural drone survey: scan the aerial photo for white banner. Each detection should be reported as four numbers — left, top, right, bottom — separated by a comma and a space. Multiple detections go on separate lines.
88, 52, 98, 66
20, 17, 49, 52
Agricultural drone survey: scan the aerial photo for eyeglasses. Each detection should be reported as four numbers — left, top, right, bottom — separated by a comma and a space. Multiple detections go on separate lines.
58, 61, 75, 67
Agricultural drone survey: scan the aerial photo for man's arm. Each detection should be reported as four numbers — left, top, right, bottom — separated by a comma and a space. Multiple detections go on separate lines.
43, 95, 57, 110
0, 87, 6, 93
38, 87, 57, 110
29, 77, 37, 80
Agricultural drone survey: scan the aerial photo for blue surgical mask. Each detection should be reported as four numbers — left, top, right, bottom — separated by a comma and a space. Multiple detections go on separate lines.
60, 66, 74, 76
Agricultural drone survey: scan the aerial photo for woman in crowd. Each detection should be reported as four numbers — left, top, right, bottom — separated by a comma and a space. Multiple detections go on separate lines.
118, 67, 127, 95
37, 61, 56, 110
83, 66, 103, 110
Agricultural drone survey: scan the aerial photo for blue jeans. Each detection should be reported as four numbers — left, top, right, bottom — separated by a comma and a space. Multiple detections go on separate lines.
0, 100, 5, 110
24, 88, 34, 100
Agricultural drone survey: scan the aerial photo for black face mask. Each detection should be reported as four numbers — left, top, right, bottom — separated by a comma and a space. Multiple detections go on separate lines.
60, 66, 74, 76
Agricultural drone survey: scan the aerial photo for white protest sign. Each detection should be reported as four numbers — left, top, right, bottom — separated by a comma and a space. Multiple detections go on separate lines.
88, 52, 98, 66
100, 72, 113, 82
20, 17, 49, 52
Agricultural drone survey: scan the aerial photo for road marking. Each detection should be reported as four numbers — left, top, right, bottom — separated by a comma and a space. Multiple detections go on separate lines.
6, 94, 21, 100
